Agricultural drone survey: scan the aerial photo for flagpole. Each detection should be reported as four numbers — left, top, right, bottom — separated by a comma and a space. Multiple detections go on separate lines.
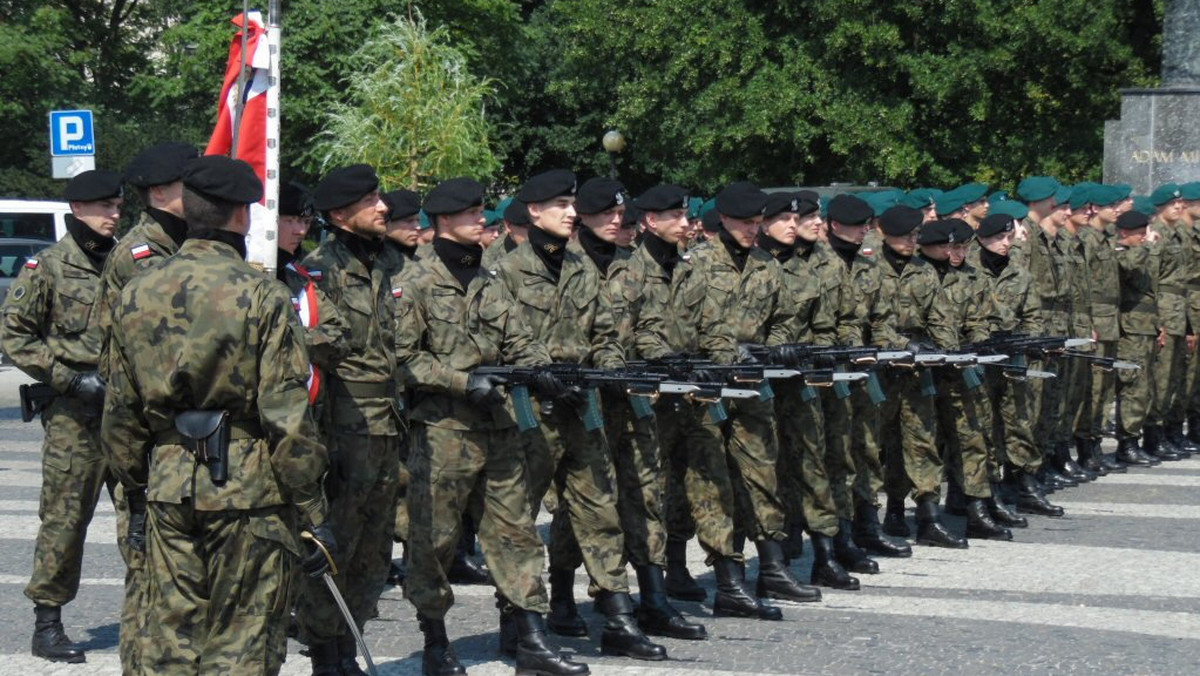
230, 0, 251, 158
258, 0, 282, 274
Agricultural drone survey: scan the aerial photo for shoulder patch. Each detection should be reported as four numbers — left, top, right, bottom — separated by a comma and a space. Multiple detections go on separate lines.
23, 259, 38, 269
308, 269, 323, 280
130, 244, 155, 260
861, 248, 874, 257
392, 286, 403, 298
10, 285, 26, 301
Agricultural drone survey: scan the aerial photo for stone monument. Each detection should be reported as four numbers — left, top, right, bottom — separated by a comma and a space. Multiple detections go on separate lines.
1104, 0, 1200, 193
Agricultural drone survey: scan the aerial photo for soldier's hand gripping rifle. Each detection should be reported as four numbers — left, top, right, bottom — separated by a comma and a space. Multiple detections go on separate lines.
18, 382, 57, 423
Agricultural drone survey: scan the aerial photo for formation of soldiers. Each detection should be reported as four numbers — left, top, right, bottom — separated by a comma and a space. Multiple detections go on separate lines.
3, 138, 1198, 676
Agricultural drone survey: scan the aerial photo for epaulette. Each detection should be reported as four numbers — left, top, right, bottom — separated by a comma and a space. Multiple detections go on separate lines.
130, 243, 155, 260
23, 258, 38, 269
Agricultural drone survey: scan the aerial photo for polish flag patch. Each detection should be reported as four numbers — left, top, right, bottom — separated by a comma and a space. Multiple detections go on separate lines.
130, 244, 154, 260
392, 287, 403, 299
23, 259, 38, 269
308, 270, 323, 280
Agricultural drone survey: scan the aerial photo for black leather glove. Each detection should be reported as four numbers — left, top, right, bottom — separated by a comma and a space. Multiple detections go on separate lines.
532, 371, 569, 399
736, 344, 759, 364
905, 341, 936, 355
324, 450, 344, 500
126, 490, 147, 554
466, 373, 507, 407
301, 523, 338, 579
68, 371, 106, 407
559, 385, 589, 412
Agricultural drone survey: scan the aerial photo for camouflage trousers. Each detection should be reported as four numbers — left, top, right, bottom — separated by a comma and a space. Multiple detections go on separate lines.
1086, 341, 1118, 440
523, 399, 628, 595
819, 387, 864, 519
935, 369, 994, 499
1065, 354, 1094, 441
655, 399, 737, 563
880, 369, 943, 504
1152, 334, 1187, 426
114, 482, 147, 676
1032, 355, 1070, 452
985, 367, 1042, 472
296, 433, 398, 642
142, 502, 294, 675
722, 396, 786, 542
1117, 334, 1156, 440
393, 434, 412, 544
776, 384, 842, 538
25, 398, 117, 606
405, 422, 549, 618
598, 391, 667, 568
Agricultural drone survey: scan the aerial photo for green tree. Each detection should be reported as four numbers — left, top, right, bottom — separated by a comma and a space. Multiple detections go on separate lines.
313, 12, 500, 189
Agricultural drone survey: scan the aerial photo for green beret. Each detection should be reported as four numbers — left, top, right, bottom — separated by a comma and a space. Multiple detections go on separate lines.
1150, 183, 1183, 206
899, 189, 937, 210
688, 197, 704, 220
1068, 184, 1096, 211
1180, 182, 1200, 201
1089, 185, 1126, 208
988, 199, 1029, 221
1131, 195, 1157, 216
861, 190, 901, 216
989, 190, 1010, 203
1053, 186, 1073, 206
934, 191, 967, 217
418, 211, 432, 230
1016, 176, 1059, 203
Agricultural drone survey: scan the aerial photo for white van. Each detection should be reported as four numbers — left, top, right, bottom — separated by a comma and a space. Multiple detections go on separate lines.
0, 199, 70, 242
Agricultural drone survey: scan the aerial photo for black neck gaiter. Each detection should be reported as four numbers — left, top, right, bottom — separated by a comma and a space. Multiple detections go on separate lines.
828, 232, 861, 267
334, 228, 384, 271
757, 233, 795, 265
66, 215, 115, 266
578, 226, 617, 275
147, 207, 188, 247
528, 227, 568, 280
193, 228, 248, 260
980, 247, 1010, 277
718, 227, 750, 272
434, 237, 484, 290
642, 232, 680, 277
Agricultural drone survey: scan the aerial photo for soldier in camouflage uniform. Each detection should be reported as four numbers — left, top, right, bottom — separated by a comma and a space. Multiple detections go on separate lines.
1179, 183, 1200, 448
1114, 210, 1165, 465
481, 198, 530, 268
1147, 185, 1195, 459
491, 170, 667, 659
819, 195, 911, 562
2, 170, 121, 664
633, 184, 784, 621
974, 214, 1064, 517
102, 156, 334, 675
870, 206, 967, 549
757, 192, 861, 590
395, 177, 587, 676
296, 165, 401, 675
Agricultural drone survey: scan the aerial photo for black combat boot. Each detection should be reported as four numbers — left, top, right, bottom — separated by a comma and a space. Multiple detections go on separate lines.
965, 498, 1013, 541
1038, 459, 1077, 490
1056, 441, 1096, 482
546, 566, 588, 637
634, 565, 707, 640
31, 605, 84, 664
915, 498, 968, 549
809, 533, 859, 590
499, 604, 519, 657
1165, 422, 1198, 455
781, 522, 805, 563
753, 539, 822, 603
852, 501, 912, 558
712, 557, 781, 620
447, 530, 491, 585
1145, 425, 1183, 461
1115, 437, 1155, 466
1188, 415, 1200, 445
833, 517, 879, 574
337, 634, 369, 676
595, 591, 667, 660
881, 497, 912, 537
944, 480, 968, 517
419, 616, 466, 676
987, 482, 1028, 528
307, 641, 341, 676
512, 608, 590, 676
664, 538, 706, 602
1095, 439, 1127, 473
1076, 437, 1109, 477
1013, 468, 1065, 517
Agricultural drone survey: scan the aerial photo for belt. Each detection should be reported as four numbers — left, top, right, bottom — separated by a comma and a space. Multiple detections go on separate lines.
1040, 300, 1071, 312
1091, 296, 1119, 306
329, 380, 395, 399
156, 419, 263, 445
1159, 284, 1186, 295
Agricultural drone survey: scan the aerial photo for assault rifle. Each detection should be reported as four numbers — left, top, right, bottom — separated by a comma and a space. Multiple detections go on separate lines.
1061, 351, 1141, 372
965, 332, 1094, 358
18, 382, 57, 423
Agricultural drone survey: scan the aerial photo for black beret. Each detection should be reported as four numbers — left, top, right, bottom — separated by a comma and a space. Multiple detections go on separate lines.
517, 169, 577, 203
181, 156, 263, 204
977, 213, 1017, 238
576, 177, 627, 215
635, 184, 690, 212
64, 169, 124, 202
1116, 210, 1151, 231
125, 142, 200, 188
278, 181, 311, 217
716, 183, 767, 218
424, 178, 485, 216
950, 219, 975, 243
701, 208, 722, 232
383, 189, 422, 220
313, 164, 379, 211
826, 194, 872, 225
504, 199, 531, 226
797, 189, 820, 204
916, 220, 950, 245
622, 205, 641, 229
879, 205, 923, 236
763, 192, 802, 219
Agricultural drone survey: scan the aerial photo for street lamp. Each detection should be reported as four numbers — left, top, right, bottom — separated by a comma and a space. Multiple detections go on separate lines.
602, 130, 626, 179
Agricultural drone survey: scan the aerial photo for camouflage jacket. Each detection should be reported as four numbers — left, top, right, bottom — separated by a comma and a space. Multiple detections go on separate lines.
596, 241, 660, 368
926, 261, 991, 350
278, 261, 351, 391
1061, 229, 1094, 338
977, 253, 1043, 335
634, 242, 738, 363
394, 251, 550, 431
872, 249, 942, 349
1182, 223, 1200, 332
102, 238, 327, 531
1077, 226, 1120, 342
377, 240, 422, 288
1024, 224, 1072, 334
771, 243, 836, 346
1152, 221, 1191, 335
828, 243, 896, 347
481, 231, 520, 268
1, 234, 104, 392
301, 234, 399, 436
1117, 243, 1159, 337
689, 239, 790, 359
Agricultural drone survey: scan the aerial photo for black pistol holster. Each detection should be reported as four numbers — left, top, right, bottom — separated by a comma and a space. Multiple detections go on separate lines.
174, 410, 231, 486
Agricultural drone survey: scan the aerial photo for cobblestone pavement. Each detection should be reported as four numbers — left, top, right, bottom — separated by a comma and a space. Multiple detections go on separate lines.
0, 366, 1197, 675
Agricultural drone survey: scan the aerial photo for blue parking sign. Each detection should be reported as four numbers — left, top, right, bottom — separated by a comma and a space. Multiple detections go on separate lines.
49, 110, 95, 157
